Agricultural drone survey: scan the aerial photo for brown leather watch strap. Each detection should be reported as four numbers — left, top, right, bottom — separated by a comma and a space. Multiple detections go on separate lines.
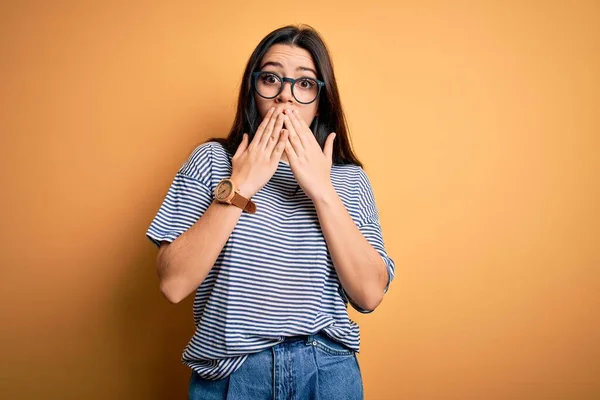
231, 192, 256, 214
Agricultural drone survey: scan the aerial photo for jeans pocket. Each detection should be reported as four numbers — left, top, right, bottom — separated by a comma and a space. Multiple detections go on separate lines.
312, 334, 355, 356
310, 335, 364, 400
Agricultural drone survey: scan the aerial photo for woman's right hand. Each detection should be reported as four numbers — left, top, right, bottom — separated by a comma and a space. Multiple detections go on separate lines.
230, 107, 288, 198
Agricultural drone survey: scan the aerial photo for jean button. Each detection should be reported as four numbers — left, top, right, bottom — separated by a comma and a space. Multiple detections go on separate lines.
312, 341, 317, 346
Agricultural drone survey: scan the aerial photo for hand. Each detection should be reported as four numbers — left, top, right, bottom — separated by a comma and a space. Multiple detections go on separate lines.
282, 108, 336, 201
230, 107, 288, 198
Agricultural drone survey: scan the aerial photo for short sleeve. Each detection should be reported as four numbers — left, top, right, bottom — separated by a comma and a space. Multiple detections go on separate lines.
339, 168, 396, 314
145, 143, 216, 248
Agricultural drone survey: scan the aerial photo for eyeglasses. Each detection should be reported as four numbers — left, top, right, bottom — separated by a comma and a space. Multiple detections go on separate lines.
252, 71, 325, 105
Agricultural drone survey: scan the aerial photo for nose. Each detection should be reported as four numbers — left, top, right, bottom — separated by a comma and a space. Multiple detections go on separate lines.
275, 80, 295, 104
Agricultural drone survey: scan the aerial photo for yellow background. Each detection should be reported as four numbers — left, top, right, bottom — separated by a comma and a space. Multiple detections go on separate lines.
1, 1, 598, 399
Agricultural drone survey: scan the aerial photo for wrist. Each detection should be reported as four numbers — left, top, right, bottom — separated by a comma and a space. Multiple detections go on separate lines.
214, 177, 257, 214
229, 176, 254, 198
309, 183, 338, 206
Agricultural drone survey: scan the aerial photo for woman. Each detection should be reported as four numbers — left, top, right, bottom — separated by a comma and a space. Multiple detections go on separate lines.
147, 24, 395, 400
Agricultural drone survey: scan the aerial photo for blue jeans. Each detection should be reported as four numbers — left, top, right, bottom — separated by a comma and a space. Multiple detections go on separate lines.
188, 333, 364, 400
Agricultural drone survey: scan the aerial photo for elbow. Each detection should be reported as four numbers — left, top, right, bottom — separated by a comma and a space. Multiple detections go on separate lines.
159, 279, 187, 304
361, 261, 389, 311
156, 248, 187, 304
157, 261, 189, 304
350, 289, 384, 313
354, 257, 389, 312
362, 293, 384, 312
155, 248, 199, 304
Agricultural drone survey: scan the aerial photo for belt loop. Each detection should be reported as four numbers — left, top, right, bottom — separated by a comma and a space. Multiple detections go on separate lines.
306, 334, 315, 345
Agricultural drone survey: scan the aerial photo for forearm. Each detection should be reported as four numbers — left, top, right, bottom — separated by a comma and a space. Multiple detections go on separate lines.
157, 200, 243, 303
313, 186, 388, 311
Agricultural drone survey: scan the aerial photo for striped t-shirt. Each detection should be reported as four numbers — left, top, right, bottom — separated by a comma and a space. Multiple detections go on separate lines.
146, 141, 395, 380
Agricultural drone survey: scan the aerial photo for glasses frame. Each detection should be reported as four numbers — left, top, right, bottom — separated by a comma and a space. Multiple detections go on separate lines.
252, 71, 325, 105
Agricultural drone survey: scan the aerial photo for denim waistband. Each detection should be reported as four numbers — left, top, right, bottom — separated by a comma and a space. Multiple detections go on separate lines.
281, 333, 324, 345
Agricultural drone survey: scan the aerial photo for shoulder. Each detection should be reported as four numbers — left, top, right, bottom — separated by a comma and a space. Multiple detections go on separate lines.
178, 141, 230, 182
186, 141, 229, 166
331, 163, 371, 186
332, 164, 377, 210
181, 141, 230, 170
330, 164, 375, 223
330, 163, 372, 200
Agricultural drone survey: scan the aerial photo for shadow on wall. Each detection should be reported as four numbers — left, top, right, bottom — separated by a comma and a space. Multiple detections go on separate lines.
108, 111, 231, 399
112, 245, 194, 399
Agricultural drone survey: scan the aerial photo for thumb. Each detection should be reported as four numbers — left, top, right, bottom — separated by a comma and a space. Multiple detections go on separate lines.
235, 133, 249, 157
324, 132, 336, 161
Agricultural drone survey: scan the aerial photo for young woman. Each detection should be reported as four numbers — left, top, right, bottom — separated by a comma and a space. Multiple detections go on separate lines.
147, 24, 395, 400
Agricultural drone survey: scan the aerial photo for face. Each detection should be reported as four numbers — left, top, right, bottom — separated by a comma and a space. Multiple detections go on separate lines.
254, 44, 320, 126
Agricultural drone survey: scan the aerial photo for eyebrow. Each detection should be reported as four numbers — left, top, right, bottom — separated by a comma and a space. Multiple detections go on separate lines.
259, 61, 318, 77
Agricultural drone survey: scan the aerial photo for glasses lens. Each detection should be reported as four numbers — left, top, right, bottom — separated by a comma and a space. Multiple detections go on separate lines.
255, 72, 320, 103
255, 72, 281, 98
293, 78, 319, 103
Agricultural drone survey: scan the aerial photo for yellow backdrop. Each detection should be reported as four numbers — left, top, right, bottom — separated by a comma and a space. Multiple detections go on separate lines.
1, 1, 598, 399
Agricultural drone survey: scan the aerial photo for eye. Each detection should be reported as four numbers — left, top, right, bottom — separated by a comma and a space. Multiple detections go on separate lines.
260, 72, 280, 85
296, 78, 316, 90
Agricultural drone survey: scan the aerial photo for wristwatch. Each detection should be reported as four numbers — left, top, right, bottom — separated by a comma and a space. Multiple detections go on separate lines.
214, 178, 256, 213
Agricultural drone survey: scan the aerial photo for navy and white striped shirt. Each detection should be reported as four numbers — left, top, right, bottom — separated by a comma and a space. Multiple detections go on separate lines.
146, 142, 395, 380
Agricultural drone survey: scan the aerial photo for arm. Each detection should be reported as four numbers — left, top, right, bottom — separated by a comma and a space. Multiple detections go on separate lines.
156, 200, 243, 304
313, 187, 389, 311
149, 107, 288, 303
281, 108, 394, 312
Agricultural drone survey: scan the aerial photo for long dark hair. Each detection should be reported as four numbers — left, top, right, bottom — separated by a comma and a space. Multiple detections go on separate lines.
208, 24, 363, 167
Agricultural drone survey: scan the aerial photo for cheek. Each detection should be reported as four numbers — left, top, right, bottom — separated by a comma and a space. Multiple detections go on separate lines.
300, 104, 319, 125
254, 95, 274, 119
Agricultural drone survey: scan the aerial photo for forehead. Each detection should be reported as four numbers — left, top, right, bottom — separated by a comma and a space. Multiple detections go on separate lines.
260, 44, 315, 69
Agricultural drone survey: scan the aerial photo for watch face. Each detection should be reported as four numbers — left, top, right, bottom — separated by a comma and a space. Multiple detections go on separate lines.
216, 180, 233, 201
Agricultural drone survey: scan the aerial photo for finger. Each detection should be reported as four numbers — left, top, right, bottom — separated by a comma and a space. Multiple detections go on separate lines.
267, 111, 286, 148
283, 115, 304, 156
257, 109, 283, 150
261, 112, 284, 149
284, 134, 298, 161
285, 109, 310, 147
250, 107, 276, 148
234, 133, 249, 158
324, 132, 336, 161
265, 125, 282, 154
292, 109, 311, 130
271, 129, 289, 160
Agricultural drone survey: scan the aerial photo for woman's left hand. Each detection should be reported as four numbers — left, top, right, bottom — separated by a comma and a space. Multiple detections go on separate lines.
282, 108, 336, 201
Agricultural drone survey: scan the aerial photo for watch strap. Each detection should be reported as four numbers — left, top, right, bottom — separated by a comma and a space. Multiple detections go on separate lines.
231, 192, 256, 214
